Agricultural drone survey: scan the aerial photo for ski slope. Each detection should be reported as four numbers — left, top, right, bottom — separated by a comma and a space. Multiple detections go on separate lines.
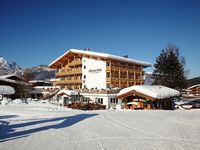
0, 103, 200, 150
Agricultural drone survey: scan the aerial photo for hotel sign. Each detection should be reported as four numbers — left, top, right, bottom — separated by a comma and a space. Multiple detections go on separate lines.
88, 68, 102, 74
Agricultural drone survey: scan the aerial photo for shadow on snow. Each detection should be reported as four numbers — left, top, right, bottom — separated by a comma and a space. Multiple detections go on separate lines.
0, 113, 98, 143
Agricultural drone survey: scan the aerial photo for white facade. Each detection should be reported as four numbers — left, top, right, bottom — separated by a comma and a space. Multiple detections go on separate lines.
80, 92, 121, 109
82, 57, 106, 90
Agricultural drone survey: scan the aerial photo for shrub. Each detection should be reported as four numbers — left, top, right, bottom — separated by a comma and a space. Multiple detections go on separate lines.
67, 102, 106, 110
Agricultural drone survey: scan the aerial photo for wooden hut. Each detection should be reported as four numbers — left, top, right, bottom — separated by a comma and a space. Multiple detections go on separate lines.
0, 73, 28, 99
117, 85, 180, 110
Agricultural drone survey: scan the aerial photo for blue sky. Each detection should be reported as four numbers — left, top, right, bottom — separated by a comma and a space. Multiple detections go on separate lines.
0, 0, 199, 78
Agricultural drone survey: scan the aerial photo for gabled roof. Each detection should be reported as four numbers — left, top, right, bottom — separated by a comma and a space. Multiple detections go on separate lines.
0, 72, 24, 81
0, 73, 28, 86
187, 84, 200, 89
117, 85, 180, 100
49, 49, 151, 68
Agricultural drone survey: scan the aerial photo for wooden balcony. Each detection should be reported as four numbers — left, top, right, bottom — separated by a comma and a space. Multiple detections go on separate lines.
55, 80, 67, 85
106, 66, 111, 71
56, 68, 82, 76
73, 68, 82, 74
111, 66, 120, 71
55, 78, 82, 85
128, 69, 134, 73
56, 71, 66, 77
111, 77, 119, 82
69, 59, 82, 66
128, 79, 135, 82
106, 77, 111, 82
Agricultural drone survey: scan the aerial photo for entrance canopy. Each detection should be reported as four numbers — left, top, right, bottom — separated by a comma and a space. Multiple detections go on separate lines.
0, 85, 15, 95
117, 85, 180, 100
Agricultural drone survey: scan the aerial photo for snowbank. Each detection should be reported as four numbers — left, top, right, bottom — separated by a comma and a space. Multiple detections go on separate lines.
10, 99, 24, 105
0, 98, 11, 105
0, 98, 73, 111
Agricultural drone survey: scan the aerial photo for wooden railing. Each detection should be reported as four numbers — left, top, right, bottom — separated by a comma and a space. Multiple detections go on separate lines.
56, 68, 82, 76
69, 59, 82, 66
55, 78, 82, 85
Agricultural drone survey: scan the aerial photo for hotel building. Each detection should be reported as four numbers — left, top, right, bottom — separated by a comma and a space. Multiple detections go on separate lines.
49, 49, 151, 108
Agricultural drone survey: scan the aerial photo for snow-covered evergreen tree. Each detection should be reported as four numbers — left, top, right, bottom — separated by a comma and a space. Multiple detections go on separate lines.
153, 45, 187, 90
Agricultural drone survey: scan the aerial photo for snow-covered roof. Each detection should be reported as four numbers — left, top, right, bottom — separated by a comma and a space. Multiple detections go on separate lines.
0, 72, 24, 80
0, 77, 28, 85
49, 49, 151, 68
57, 90, 79, 96
29, 80, 51, 84
34, 86, 57, 90
117, 85, 180, 100
50, 78, 56, 82
187, 84, 200, 89
0, 85, 15, 95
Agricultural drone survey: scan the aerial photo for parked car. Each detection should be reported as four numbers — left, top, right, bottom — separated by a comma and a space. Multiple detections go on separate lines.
180, 102, 193, 109
191, 99, 200, 108
180, 99, 200, 109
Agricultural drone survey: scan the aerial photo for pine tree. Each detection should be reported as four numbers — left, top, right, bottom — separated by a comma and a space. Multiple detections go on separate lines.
153, 45, 187, 90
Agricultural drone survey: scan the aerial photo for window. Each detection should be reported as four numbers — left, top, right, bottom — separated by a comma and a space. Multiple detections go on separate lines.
84, 97, 90, 102
84, 75, 86, 79
107, 72, 110, 78
97, 98, 103, 104
100, 98, 103, 104
110, 98, 118, 104
84, 65, 86, 69
107, 62, 110, 66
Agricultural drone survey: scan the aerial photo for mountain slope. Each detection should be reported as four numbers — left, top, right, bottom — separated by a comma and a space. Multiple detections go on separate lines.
0, 57, 22, 76
187, 76, 200, 87
0, 56, 55, 81
24, 65, 55, 81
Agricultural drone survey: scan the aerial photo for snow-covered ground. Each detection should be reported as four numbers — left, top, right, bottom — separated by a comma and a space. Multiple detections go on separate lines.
0, 100, 200, 150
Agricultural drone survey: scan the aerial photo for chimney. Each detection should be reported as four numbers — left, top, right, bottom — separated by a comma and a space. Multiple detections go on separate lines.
84, 48, 90, 51
123, 55, 128, 58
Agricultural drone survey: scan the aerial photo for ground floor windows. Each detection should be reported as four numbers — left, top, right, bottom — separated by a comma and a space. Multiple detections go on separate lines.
96, 98, 103, 104
110, 98, 118, 104
83, 97, 90, 102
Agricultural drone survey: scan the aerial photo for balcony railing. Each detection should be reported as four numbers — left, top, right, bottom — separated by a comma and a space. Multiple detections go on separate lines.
106, 66, 111, 71
69, 59, 82, 66
55, 78, 82, 84
56, 68, 82, 76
